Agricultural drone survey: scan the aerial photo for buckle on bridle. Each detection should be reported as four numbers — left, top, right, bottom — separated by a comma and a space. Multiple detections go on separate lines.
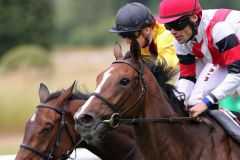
102, 113, 120, 128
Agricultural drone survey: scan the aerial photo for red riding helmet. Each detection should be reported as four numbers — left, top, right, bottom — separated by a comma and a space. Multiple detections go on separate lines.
158, 0, 202, 24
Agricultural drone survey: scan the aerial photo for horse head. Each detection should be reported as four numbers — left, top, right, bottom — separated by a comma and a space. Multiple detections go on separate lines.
74, 40, 163, 144
16, 80, 142, 160
15, 81, 80, 160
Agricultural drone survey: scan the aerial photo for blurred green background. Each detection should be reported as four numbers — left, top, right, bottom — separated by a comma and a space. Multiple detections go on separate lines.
0, 0, 239, 155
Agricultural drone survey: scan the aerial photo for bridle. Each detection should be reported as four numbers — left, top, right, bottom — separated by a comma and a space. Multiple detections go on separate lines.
20, 103, 82, 160
91, 59, 202, 129
91, 59, 147, 128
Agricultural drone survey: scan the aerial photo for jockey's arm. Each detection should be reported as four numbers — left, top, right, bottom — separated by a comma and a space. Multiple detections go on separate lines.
174, 40, 196, 100
202, 23, 240, 107
175, 53, 197, 100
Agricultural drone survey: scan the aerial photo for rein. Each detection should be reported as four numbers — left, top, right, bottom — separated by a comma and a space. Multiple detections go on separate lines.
20, 103, 79, 160
119, 116, 202, 125
92, 59, 202, 128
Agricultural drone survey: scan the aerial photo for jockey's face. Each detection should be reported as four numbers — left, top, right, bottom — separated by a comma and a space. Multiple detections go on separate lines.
170, 25, 193, 44
167, 15, 198, 44
121, 27, 153, 48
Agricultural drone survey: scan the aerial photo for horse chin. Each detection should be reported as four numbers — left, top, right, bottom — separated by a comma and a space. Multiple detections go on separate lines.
76, 123, 110, 146
94, 122, 110, 140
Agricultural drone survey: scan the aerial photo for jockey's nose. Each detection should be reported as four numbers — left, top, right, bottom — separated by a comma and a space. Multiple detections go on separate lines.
74, 113, 94, 128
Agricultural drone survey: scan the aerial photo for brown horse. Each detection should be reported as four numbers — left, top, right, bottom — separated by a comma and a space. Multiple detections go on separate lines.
74, 41, 240, 160
15, 82, 142, 160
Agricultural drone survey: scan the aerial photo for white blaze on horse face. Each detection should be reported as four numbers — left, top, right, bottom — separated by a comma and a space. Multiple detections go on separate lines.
30, 113, 36, 122
95, 67, 114, 93
76, 67, 114, 116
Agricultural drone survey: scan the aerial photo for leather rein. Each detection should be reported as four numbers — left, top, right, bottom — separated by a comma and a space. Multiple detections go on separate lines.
20, 103, 82, 160
91, 59, 202, 129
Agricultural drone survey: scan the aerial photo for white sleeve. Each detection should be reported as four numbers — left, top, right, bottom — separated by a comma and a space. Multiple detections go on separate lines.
174, 40, 195, 99
212, 21, 235, 44
211, 73, 240, 101
176, 78, 195, 100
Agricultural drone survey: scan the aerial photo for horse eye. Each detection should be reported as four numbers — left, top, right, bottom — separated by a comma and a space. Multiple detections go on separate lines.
41, 124, 53, 134
119, 78, 130, 86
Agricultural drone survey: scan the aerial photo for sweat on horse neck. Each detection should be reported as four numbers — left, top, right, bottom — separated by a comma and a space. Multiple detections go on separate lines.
16, 86, 142, 160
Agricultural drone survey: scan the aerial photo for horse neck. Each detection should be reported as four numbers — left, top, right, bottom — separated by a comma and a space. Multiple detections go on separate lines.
135, 72, 198, 159
92, 125, 139, 160
134, 67, 240, 159
142, 68, 179, 117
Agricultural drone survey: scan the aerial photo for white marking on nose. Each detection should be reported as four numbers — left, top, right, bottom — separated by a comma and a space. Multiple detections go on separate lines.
75, 67, 114, 118
30, 113, 36, 122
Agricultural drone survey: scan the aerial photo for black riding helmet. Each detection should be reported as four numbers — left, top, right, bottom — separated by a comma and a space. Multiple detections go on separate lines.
109, 2, 155, 33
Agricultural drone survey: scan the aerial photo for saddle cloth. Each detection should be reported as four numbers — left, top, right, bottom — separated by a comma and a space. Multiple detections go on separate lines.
208, 108, 240, 143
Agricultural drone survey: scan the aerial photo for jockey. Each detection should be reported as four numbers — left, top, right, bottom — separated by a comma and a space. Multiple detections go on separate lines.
109, 2, 179, 67
158, 0, 240, 117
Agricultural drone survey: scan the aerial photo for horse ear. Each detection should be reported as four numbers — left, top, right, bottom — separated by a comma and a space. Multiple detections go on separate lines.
130, 39, 141, 61
70, 80, 77, 94
114, 42, 123, 60
58, 81, 77, 104
39, 83, 50, 103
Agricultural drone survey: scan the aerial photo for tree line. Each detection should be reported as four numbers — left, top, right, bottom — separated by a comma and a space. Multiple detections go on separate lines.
0, 0, 239, 57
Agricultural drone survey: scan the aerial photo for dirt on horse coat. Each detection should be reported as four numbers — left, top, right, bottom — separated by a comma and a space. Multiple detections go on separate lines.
74, 41, 240, 160
15, 82, 142, 160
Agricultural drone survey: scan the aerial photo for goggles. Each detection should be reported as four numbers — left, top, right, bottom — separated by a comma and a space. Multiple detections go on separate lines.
118, 31, 140, 39
164, 16, 190, 31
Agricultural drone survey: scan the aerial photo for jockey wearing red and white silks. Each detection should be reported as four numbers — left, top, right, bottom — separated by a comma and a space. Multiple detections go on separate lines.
158, 0, 240, 117
175, 9, 240, 103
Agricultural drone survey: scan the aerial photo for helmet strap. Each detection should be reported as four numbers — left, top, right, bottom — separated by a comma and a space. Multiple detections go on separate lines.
141, 28, 152, 48
186, 17, 200, 43
142, 38, 150, 48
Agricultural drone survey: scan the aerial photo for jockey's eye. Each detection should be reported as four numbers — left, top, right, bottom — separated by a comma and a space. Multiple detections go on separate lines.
119, 78, 130, 86
41, 123, 53, 134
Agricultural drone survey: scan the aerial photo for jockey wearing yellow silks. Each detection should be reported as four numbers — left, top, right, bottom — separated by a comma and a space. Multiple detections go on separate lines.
109, 2, 178, 68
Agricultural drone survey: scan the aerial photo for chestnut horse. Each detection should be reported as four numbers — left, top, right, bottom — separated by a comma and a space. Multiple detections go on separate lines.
15, 82, 142, 160
74, 41, 240, 160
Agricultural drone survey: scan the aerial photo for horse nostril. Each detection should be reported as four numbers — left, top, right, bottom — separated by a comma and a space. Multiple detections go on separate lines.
79, 114, 94, 126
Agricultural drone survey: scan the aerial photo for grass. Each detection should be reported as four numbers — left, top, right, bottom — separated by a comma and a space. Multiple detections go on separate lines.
0, 44, 123, 155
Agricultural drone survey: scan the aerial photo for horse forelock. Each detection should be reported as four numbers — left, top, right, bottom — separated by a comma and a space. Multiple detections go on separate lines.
45, 86, 90, 103
71, 89, 90, 101
45, 91, 62, 103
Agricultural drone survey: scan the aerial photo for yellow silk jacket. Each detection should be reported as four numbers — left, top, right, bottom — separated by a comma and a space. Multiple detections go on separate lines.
141, 22, 179, 67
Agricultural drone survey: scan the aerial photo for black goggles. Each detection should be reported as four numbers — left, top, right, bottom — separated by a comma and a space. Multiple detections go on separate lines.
164, 16, 190, 31
118, 31, 140, 39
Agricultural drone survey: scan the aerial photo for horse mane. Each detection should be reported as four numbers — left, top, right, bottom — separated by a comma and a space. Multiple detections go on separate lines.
146, 59, 187, 114
123, 52, 186, 114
